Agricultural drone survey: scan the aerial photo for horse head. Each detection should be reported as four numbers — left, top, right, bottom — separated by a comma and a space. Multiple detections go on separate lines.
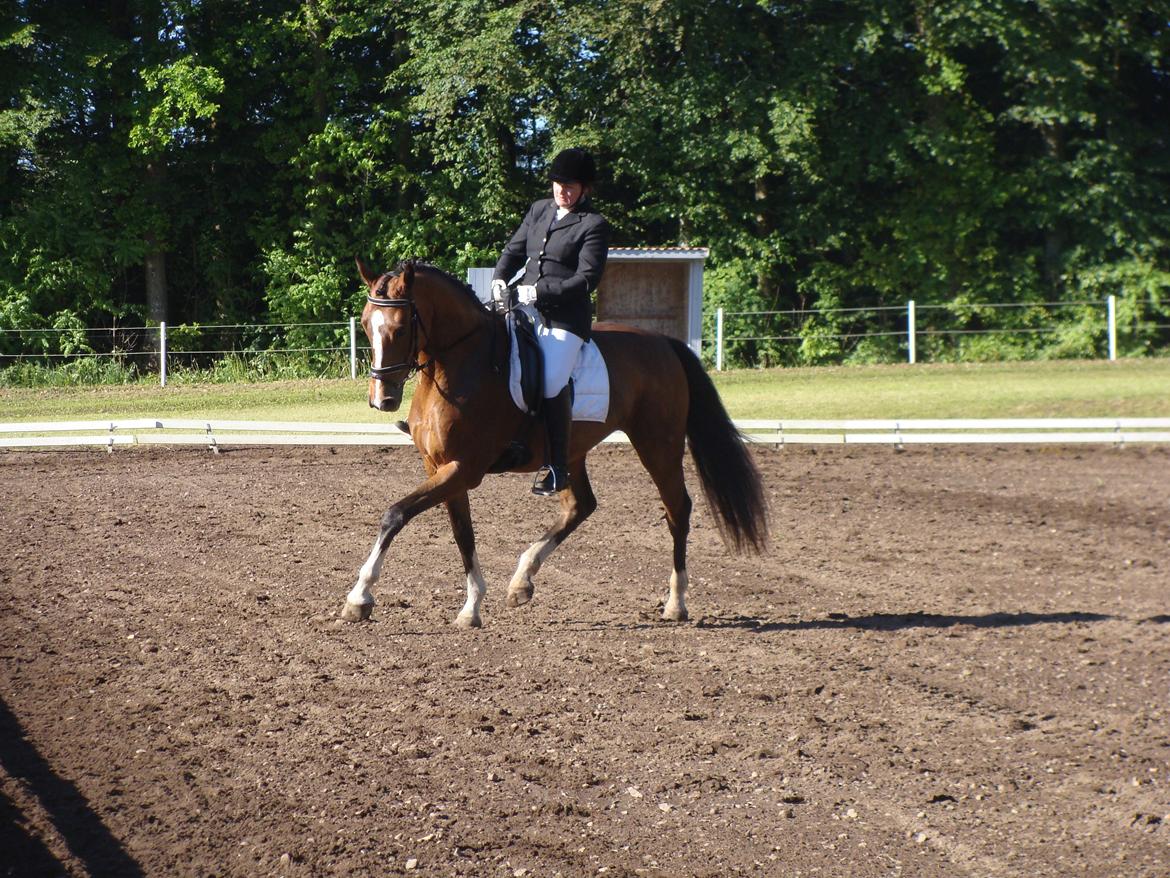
358, 257, 418, 412
357, 256, 494, 412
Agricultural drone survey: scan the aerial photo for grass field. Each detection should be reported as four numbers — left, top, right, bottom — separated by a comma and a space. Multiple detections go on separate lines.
1, 358, 1168, 425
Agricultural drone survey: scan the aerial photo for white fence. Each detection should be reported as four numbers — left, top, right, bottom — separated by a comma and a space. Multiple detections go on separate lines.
6, 293, 1167, 382
3, 418, 1169, 451
711, 296, 1133, 370
0, 320, 364, 386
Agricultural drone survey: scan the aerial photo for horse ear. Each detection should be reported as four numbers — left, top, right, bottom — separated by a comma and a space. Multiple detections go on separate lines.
402, 260, 415, 287
355, 256, 379, 288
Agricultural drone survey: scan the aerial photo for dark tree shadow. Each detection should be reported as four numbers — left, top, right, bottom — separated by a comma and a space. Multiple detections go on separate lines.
0, 785, 62, 878
0, 698, 143, 877
695, 610, 1116, 633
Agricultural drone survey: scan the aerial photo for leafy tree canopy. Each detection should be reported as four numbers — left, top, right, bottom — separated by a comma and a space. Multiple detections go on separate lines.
2, 0, 1167, 365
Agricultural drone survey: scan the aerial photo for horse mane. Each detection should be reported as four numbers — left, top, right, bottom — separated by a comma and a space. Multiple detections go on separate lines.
395, 259, 490, 312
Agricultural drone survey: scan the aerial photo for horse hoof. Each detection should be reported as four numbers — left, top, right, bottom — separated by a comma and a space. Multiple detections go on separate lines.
505, 584, 534, 608
454, 612, 483, 629
661, 604, 689, 622
339, 601, 374, 623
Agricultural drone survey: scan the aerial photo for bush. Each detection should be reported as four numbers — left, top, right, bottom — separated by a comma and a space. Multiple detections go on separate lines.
0, 357, 142, 387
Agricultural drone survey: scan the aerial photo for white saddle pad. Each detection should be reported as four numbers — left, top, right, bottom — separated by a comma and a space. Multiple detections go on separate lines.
508, 316, 610, 423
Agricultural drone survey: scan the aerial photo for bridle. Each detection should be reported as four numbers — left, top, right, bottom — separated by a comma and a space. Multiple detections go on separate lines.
366, 288, 423, 382
365, 267, 487, 381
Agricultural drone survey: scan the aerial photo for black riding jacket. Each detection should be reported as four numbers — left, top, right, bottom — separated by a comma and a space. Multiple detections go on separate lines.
493, 197, 610, 340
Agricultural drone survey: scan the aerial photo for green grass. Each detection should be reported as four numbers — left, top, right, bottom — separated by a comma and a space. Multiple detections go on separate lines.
0, 380, 379, 424
712, 358, 1170, 419
1, 359, 1167, 424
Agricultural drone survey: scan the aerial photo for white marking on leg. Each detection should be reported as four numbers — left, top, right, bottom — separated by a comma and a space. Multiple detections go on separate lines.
506, 537, 559, 606
663, 568, 688, 621
455, 552, 487, 628
346, 536, 386, 608
512, 537, 554, 586
517, 537, 557, 581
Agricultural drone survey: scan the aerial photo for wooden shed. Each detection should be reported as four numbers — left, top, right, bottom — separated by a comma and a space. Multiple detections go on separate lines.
467, 246, 708, 356
596, 248, 708, 355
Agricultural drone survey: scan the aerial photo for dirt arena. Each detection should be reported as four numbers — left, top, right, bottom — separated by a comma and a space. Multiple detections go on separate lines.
1, 443, 1167, 877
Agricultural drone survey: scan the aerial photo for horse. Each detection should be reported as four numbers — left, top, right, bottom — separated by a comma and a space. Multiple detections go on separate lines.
341, 258, 768, 628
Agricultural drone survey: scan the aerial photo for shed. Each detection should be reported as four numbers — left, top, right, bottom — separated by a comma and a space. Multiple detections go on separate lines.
467, 247, 709, 356
597, 248, 708, 355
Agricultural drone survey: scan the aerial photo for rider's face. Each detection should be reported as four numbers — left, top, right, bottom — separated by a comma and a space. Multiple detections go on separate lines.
552, 180, 585, 210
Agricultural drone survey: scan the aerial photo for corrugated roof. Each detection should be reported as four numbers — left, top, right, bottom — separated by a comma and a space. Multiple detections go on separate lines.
607, 247, 709, 260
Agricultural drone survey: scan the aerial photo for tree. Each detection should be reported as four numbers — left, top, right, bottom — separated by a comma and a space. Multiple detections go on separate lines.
2, 0, 1167, 373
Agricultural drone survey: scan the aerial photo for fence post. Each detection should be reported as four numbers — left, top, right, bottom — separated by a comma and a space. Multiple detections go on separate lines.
1107, 295, 1117, 361
159, 321, 167, 387
907, 300, 917, 364
349, 317, 358, 379
715, 307, 724, 372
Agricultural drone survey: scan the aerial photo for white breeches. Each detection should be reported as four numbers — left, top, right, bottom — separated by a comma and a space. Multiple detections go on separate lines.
519, 305, 585, 398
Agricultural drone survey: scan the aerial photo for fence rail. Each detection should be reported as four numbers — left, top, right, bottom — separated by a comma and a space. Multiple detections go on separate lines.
3, 418, 1170, 451
0, 320, 364, 385
2, 293, 1164, 380
710, 296, 1128, 370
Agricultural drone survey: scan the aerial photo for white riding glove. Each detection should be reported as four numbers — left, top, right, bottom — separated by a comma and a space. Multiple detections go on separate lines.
517, 284, 538, 305
490, 278, 508, 305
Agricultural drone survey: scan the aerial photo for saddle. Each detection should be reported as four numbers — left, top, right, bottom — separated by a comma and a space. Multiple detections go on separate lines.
488, 304, 608, 474
508, 307, 544, 416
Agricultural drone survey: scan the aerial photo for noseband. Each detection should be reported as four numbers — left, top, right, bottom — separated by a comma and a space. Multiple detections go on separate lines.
366, 292, 422, 381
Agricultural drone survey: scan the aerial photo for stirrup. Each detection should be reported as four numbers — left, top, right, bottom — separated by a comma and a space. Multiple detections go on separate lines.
532, 464, 566, 496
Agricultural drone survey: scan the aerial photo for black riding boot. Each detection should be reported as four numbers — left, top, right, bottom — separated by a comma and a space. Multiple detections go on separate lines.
533, 385, 572, 496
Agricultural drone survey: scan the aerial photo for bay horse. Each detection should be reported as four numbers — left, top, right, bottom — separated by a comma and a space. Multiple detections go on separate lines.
341, 258, 767, 628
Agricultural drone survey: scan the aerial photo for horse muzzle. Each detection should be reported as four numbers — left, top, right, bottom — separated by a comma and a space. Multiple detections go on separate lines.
368, 377, 403, 412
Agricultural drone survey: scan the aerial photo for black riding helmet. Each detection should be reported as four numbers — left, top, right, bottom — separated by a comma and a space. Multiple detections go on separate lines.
548, 147, 596, 185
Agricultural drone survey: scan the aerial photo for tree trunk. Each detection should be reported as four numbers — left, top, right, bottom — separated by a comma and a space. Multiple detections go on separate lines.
1041, 124, 1066, 293
144, 234, 168, 324
143, 151, 168, 325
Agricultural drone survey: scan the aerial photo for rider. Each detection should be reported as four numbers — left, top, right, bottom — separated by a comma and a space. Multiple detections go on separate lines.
491, 147, 610, 496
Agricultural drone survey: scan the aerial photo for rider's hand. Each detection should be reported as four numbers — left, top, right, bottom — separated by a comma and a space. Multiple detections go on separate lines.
490, 279, 508, 304
517, 284, 538, 305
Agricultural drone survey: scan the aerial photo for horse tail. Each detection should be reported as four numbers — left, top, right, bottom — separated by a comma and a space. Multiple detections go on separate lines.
668, 338, 769, 553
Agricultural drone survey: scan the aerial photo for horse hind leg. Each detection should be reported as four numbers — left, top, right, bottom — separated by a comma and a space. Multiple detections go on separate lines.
630, 431, 692, 622
659, 480, 693, 622
506, 458, 597, 608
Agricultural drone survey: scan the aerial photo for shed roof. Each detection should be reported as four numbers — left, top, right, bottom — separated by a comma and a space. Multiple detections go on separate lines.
607, 247, 709, 261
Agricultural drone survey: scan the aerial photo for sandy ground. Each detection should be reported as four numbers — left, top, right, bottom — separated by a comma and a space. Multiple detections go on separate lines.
1, 444, 1168, 877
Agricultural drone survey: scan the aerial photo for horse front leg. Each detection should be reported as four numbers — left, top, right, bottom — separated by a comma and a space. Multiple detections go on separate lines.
341, 503, 407, 622
340, 461, 467, 622
446, 491, 488, 629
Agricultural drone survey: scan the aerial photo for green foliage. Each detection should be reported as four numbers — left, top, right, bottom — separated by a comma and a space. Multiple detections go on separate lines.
1, 0, 1168, 379
128, 57, 225, 155
0, 357, 140, 387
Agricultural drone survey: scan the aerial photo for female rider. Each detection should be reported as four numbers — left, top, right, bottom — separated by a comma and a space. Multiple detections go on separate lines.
491, 148, 610, 496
